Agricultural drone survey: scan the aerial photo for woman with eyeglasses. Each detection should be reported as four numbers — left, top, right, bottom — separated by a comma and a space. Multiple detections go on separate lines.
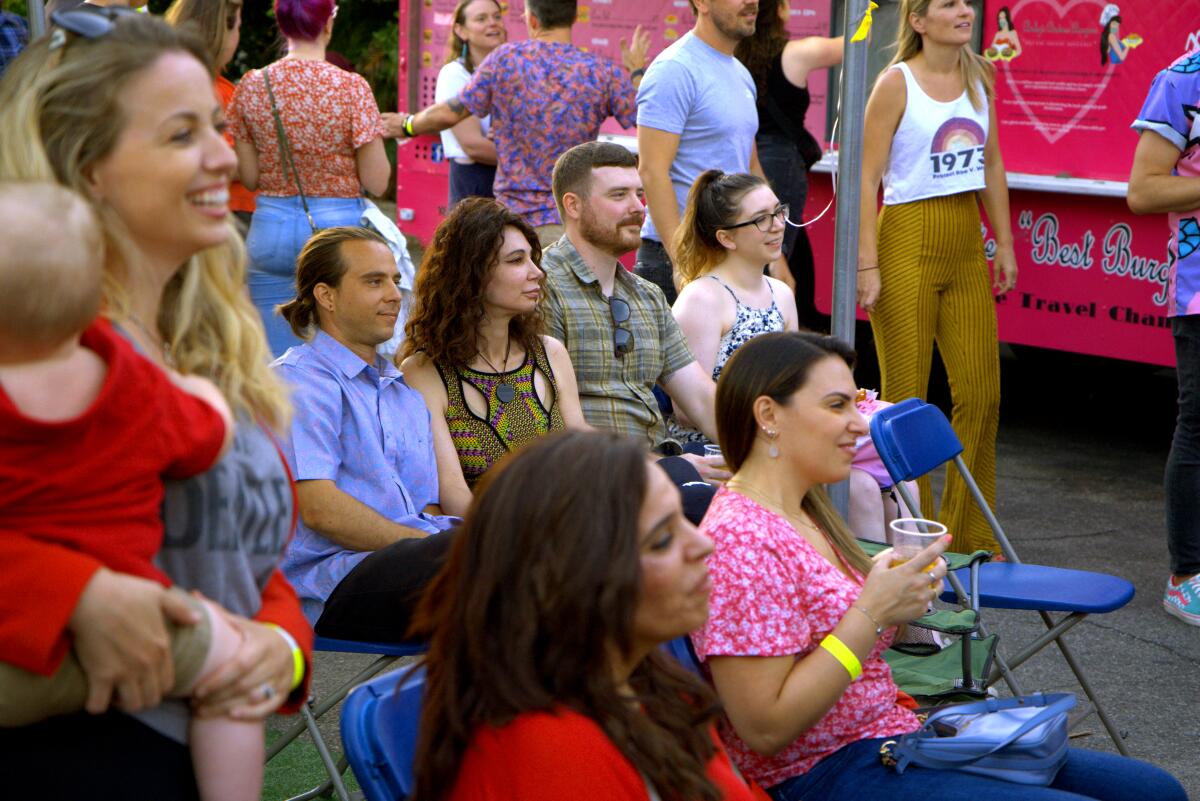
400, 198, 588, 516
0, 12, 310, 799
667, 170, 798, 445
410, 430, 766, 801
229, 0, 390, 356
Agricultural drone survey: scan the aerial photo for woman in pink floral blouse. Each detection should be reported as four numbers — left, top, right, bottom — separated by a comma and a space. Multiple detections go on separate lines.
693, 330, 1186, 801
229, 0, 390, 356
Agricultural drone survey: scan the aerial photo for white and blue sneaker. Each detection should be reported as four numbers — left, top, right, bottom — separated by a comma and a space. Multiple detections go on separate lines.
1163, 575, 1200, 626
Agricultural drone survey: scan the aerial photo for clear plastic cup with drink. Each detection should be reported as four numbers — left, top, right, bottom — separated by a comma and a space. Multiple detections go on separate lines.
889, 517, 946, 586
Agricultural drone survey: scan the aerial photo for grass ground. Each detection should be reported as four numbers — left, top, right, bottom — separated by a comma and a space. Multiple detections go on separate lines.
262, 730, 361, 801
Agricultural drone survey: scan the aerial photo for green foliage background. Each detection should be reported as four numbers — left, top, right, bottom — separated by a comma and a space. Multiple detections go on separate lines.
7, 0, 401, 195
4, 0, 399, 114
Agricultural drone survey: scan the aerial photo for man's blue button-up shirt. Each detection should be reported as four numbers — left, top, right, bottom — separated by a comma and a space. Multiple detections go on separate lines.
274, 332, 456, 623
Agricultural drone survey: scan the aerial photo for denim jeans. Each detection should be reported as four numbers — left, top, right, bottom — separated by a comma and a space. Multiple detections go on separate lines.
1166, 314, 1200, 575
245, 195, 366, 357
635, 238, 676, 305
767, 738, 1186, 801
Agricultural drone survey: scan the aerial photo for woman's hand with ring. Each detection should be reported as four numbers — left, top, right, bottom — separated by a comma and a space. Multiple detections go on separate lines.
192, 613, 294, 720
858, 535, 951, 625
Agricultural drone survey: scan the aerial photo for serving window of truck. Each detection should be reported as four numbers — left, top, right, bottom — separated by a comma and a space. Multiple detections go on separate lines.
397, 0, 1200, 367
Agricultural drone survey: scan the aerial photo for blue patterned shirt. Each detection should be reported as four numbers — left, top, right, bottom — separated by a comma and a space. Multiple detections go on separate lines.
1132, 49, 1200, 317
0, 12, 28, 77
459, 40, 636, 226
274, 331, 456, 623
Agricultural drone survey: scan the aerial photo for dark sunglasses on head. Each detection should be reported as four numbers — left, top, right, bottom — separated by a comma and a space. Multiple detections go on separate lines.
49, 5, 138, 50
610, 296, 635, 359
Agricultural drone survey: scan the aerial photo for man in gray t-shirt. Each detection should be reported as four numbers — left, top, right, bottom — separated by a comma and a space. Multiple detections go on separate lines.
634, 0, 761, 303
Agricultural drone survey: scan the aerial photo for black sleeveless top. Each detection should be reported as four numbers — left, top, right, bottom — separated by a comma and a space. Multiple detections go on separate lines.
756, 56, 822, 168
756, 57, 811, 139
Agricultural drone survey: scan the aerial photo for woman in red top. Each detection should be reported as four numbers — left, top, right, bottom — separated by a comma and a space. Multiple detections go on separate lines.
165, 0, 257, 229
229, 0, 390, 356
410, 430, 766, 801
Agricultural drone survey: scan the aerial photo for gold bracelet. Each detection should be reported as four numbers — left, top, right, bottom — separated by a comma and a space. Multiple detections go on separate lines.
853, 603, 885, 638
819, 634, 863, 681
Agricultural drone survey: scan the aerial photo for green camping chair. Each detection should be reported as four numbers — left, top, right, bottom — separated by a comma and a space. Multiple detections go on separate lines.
858, 540, 999, 704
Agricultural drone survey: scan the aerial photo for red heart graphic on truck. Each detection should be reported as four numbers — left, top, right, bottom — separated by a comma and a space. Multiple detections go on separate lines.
1002, 0, 1114, 145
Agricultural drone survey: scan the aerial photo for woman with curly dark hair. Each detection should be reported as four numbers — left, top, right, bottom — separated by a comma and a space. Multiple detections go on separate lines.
735, 0, 842, 329
401, 198, 587, 515
409, 430, 766, 800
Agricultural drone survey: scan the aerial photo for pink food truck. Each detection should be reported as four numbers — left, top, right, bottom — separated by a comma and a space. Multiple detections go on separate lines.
396, 0, 1200, 367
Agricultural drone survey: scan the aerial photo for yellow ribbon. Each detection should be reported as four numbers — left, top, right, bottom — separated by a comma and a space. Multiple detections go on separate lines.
850, 1, 879, 43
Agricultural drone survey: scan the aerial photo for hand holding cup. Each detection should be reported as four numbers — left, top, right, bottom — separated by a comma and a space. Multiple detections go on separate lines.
858, 528, 951, 627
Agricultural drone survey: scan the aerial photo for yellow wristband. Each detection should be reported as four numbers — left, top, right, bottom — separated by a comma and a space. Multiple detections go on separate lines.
819, 634, 863, 681
266, 624, 306, 691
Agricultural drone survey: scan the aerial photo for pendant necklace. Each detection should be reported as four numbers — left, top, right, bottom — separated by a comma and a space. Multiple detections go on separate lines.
477, 334, 517, 404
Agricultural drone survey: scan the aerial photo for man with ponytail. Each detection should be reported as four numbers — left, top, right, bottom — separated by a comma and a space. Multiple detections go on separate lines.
274, 227, 457, 643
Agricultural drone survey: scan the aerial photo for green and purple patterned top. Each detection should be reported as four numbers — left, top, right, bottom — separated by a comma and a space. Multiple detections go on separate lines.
437, 338, 565, 486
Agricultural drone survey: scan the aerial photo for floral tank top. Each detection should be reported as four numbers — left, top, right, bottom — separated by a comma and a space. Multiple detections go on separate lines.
668, 276, 785, 443
437, 339, 565, 486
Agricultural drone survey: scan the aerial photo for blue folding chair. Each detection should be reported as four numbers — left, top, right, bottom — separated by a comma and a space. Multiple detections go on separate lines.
869, 398, 1134, 754
267, 636, 427, 801
662, 635, 703, 675
341, 663, 427, 801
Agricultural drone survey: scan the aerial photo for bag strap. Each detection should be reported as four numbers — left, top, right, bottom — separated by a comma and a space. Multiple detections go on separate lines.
263, 67, 318, 234
895, 692, 1075, 769
761, 79, 822, 168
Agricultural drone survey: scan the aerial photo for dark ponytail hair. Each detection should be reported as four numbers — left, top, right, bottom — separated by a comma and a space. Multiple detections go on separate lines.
672, 170, 766, 285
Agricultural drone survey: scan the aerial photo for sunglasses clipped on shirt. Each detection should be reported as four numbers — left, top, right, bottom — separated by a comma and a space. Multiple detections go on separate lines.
610, 296, 635, 359
721, 204, 790, 234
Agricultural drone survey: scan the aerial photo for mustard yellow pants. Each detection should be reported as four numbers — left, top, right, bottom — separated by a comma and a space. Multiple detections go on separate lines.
870, 192, 1000, 554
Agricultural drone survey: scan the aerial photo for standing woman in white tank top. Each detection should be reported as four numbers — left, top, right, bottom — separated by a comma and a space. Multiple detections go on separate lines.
856, 0, 1017, 554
